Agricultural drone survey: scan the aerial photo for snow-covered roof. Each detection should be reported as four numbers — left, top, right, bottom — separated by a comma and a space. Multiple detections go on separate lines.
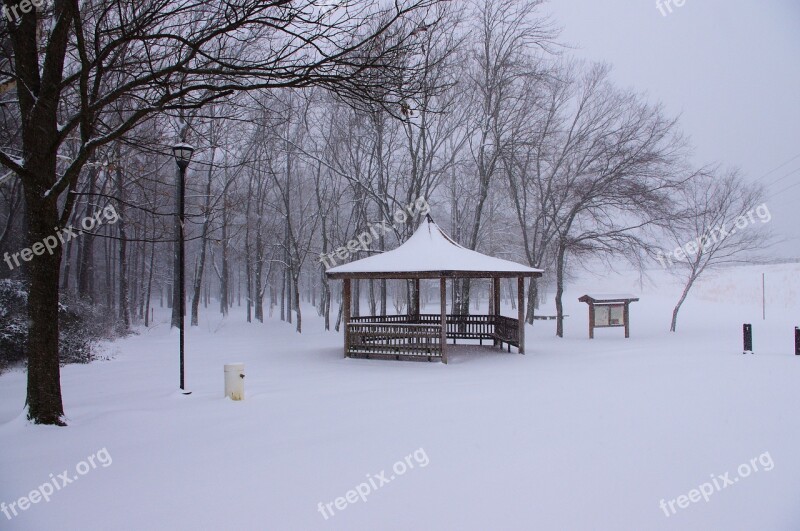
326, 216, 543, 279
579, 293, 640, 303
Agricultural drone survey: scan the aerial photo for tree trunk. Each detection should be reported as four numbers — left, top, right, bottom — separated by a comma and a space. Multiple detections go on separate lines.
254, 231, 265, 323
61, 231, 73, 292
104, 223, 114, 309
117, 220, 130, 328
283, 261, 292, 324
525, 278, 537, 324
293, 273, 302, 333
244, 179, 253, 323
280, 262, 286, 322
191, 155, 214, 326
144, 240, 155, 327
458, 278, 471, 315
380, 278, 387, 316
334, 291, 343, 332
136, 229, 146, 321
555, 242, 567, 338
323, 277, 331, 330
245, 255, 252, 323
254, 266, 264, 322
368, 279, 377, 315
353, 279, 360, 317
219, 193, 229, 316
116, 164, 131, 329
77, 168, 98, 302
23, 175, 65, 425
670, 275, 697, 332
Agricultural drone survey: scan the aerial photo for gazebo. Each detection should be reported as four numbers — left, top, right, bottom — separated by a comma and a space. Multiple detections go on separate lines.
325, 216, 543, 363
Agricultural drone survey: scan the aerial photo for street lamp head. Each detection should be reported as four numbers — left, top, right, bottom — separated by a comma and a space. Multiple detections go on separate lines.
172, 142, 195, 170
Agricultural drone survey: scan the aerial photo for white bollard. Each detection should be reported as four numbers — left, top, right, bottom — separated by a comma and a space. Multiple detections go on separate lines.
224, 363, 245, 400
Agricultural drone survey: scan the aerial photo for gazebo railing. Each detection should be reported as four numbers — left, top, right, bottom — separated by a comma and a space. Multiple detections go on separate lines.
347, 322, 442, 360
347, 313, 519, 357
494, 315, 520, 350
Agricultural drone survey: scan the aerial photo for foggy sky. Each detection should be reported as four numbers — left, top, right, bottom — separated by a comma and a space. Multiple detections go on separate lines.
547, 0, 800, 258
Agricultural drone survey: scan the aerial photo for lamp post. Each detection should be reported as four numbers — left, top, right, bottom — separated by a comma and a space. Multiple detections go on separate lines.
172, 142, 194, 394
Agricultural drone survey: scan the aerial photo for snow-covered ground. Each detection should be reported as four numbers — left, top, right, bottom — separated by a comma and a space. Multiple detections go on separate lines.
2, 263, 800, 530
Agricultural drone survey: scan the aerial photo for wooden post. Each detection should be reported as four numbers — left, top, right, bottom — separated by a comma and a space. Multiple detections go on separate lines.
795, 327, 799, 356
588, 303, 595, 339
517, 276, 525, 354
440, 277, 447, 364
413, 278, 421, 322
493, 277, 501, 316
623, 302, 630, 339
493, 277, 500, 347
343, 279, 351, 358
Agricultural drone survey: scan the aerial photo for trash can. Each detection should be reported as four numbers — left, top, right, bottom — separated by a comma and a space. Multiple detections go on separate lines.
224, 363, 245, 400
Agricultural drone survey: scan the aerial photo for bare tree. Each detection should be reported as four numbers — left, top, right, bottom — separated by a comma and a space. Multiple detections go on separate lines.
0, 0, 443, 425
454, 0, 556, 314
663, 169, 771, 332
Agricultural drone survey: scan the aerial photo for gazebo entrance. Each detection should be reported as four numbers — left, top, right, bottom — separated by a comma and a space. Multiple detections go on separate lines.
326, 216, 543, 363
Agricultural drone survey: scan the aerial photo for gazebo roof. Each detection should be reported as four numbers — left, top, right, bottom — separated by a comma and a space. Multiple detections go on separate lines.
326, 216, 543, 279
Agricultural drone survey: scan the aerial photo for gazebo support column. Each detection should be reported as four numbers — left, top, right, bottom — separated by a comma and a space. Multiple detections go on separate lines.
343, 279, 351, 358
518, 276, 525, 354
440, 278, 447, 364
493, 277, 500, 347
624, 302, 630, 338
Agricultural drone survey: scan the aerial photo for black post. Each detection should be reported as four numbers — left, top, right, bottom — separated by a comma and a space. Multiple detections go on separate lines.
795, 327, 799, 356
179, 164, 186, 391
172, 143, 194, 394
743, 323, 753, 354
